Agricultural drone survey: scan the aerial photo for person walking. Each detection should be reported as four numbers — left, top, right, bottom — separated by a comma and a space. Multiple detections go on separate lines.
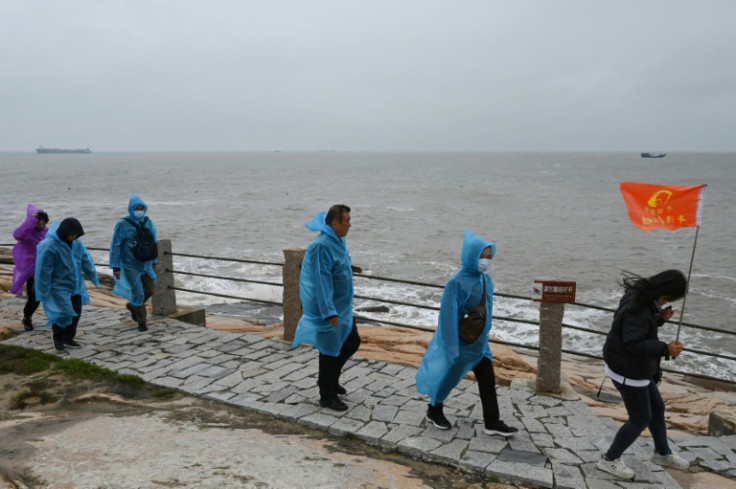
596, 270, 690, 480
11, 204, 49, 331
110, 192, 158, 332
291, 205, 361, 412
416, 229, 518, 437
35, 218, 100, 352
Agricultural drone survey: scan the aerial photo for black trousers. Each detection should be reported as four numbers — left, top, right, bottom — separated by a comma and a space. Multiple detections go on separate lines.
132, 274, 156, 325
52, 294, 83, 343
317, 322, 361, 400
23, 277, 41, 319
473, 356, 500, 424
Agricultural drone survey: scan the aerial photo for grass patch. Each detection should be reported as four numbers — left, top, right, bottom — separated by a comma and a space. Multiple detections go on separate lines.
0, 345, 59, 375
0, 344, 179, 401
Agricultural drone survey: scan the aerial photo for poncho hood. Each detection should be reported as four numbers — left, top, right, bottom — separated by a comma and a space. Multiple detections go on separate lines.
460, 229, 496, 274
305, 211, 342, 243
54, 218, 85, 243
26, 203, 43, 219
127, 192, 149, 219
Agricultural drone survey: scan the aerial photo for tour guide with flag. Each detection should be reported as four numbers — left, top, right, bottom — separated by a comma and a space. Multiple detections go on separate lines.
595, 181, 706, 481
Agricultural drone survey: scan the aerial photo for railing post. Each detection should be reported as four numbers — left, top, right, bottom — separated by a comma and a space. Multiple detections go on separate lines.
153, 239, 177, 316
532, 280, 576, 395
536, 302, 564, 394
282, 248, 305, 342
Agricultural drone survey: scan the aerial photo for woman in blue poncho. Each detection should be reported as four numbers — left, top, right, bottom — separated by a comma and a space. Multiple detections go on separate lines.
110, 192, 158, 332
416, 230, 518, 436
35, 218, 100, 352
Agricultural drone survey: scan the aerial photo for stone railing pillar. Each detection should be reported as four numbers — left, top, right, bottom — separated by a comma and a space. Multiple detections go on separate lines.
152, 239, 177, 316
282, 248, 305, 342
532, 280, 576, 395
536, 302, 564, 394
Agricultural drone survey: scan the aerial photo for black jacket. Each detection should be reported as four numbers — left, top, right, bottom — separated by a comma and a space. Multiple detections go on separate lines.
602, 291, 670, 381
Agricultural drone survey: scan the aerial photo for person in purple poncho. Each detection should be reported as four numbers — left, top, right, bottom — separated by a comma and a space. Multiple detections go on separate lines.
11, 204, 49, 331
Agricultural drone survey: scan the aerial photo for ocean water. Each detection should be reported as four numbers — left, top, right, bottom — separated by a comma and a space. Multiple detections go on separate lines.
1, 151, 734, 379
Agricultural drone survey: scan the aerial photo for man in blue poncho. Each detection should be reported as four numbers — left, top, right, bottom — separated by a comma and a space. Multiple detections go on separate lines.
416, 230, 518, 436
110, 192, 158, 332
291, 205, 361, 411
35, 217, 100, 353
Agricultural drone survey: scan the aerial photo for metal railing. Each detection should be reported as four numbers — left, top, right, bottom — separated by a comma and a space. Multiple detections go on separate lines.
3, 242, 734, 386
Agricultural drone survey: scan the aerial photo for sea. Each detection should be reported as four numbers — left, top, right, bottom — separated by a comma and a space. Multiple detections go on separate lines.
1, 151, 734, 381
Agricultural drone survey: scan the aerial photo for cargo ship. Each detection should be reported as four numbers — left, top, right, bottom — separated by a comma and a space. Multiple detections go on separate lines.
36, 146, 91, 154
641, 152, 666, 158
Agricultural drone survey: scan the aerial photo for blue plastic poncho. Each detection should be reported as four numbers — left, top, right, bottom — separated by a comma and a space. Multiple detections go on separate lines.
416, 229, 496, 404
110, 192, 158, 306
35, 220, 100, 328
291, 211, 355, 357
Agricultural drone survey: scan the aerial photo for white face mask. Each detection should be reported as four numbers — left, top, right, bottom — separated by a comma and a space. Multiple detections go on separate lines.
478, 258, 492, 273
133, 210, 146, 219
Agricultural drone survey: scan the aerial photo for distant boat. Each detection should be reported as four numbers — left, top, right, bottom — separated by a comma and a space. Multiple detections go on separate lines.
36, 146, 91, 154
641, 152, 666, 158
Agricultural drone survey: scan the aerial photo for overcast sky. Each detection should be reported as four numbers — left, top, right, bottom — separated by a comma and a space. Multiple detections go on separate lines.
2, 1, 735, 152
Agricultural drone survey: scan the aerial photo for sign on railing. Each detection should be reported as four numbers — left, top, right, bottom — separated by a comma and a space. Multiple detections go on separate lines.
532, 280, 576, 303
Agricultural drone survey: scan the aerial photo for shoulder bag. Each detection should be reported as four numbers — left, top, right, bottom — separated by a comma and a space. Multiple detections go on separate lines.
458, 277, 487, 343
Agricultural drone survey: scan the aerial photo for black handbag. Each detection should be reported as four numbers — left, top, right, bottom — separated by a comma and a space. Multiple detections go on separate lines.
458, 278, 487, 343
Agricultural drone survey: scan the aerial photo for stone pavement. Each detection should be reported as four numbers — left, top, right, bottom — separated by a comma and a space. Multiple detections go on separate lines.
2, 299, 735, 489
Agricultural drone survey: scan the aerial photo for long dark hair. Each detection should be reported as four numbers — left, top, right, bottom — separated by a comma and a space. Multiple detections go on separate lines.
620, 269, 688, 305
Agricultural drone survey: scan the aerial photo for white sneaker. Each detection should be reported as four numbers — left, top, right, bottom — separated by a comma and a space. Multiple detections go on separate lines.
596, 456, 635, 480
651, 452, 689, 470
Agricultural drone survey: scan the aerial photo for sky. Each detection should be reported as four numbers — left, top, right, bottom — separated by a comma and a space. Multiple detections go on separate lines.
2, 1, 735, 152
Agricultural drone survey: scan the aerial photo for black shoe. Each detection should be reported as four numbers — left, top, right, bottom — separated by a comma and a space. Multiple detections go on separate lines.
319, 397, 348, 411
138, 323, 148, 332
336, 384, 347, 396
22, 317, 34, 331
126, 303, 138, 322
64, 339, 81, 348
484, 420, 519, 437
426, 403, 452, 430
53, 338, 65, 352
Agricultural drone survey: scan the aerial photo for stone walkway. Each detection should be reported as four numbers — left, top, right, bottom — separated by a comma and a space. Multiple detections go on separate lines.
2, 299, 735, 489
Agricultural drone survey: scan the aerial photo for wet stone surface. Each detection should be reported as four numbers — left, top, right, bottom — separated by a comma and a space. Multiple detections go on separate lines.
2, 302, 735, 488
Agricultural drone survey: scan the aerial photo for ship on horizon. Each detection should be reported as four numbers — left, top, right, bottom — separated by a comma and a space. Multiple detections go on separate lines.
641, 152, 666, 158
36, 146, 91, 154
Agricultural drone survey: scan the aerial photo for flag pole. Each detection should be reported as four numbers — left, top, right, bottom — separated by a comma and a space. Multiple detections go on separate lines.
675, 225, 700, 342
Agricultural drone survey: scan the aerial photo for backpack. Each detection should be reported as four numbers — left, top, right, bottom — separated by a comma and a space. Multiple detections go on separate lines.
124, 217, 158, 262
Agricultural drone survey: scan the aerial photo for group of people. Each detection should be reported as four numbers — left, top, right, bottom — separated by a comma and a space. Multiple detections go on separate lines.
10, 193, 159, 352
290, 204, 691, 481
290, 205, 522, 434
11, 200, 691, 480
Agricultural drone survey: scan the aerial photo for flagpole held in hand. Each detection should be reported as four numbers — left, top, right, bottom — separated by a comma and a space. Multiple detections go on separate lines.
676, 225, 700, 342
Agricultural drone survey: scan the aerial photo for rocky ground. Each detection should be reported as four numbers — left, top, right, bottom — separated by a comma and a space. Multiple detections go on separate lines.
0, 359, 525, 489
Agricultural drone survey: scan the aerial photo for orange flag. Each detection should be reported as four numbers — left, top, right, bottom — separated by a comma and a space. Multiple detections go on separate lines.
620, 182, 706, 232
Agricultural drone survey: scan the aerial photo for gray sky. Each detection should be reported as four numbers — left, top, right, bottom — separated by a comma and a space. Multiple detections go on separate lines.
2, 1, 735, 152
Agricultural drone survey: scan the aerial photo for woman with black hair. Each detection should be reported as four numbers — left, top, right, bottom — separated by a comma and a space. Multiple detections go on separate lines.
596, 270, 690, 480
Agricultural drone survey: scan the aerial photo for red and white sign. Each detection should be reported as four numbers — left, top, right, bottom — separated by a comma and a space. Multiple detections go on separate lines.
532, 281, 576, 303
